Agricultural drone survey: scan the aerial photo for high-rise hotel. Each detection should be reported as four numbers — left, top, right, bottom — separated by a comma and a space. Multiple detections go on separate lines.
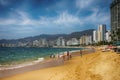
110, 0, 120, 42
97, 24, 106, 42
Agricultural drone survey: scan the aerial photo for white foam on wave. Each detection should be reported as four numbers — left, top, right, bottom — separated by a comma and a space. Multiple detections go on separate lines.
0, 57, 44, 70
34, 58, 44, 63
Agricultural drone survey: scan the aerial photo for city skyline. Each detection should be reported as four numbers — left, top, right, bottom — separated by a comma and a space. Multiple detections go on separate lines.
0, 0, 112, 39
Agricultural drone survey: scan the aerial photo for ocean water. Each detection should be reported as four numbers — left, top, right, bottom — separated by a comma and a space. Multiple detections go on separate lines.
0, 47, 82, 65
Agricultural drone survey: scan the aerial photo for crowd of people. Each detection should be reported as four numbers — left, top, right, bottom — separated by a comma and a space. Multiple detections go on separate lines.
50, 50, 83, 61
50, 51, 72, 60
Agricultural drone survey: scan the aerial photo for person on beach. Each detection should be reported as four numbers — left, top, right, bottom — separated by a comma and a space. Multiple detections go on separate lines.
63, 53, 66, 61
56, 53, 60, 58
69, 53, 72, 59
80, 50, 82, 57
57, 54, 59, 58
50, 54, 55, 58
53, 54, 55, 58
67, 51, 70, 60
50, 54, 52, 58
91, 47, 95, 52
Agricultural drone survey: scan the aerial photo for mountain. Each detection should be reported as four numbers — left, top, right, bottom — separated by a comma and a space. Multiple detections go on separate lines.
68, 29, 94, 39
0, 29, 94, 44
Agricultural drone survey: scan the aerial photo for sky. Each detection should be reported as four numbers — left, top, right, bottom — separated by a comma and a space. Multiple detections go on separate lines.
0, 0, 112, 39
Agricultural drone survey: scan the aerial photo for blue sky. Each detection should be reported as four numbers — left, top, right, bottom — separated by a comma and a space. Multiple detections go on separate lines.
0, 0, 112, 39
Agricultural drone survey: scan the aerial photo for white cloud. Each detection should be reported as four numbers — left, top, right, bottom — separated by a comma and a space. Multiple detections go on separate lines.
0, 11, 34, 26
75, 0, 110, 27
0, 0, 111, 39
0, 11, 81, 27
53, 11, 81, 26
84, 8, 110, 25
0, 9, 110, 29
17, 11, 30, 25
0, 19, 15, 25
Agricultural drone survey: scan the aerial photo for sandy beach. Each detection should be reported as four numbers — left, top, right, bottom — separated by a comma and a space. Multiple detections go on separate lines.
0, 48, 120, 80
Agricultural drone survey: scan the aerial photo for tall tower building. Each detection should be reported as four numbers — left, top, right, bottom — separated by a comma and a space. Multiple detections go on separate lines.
93, 30, 97, 43
110, 0, 120, 42
97, 24, 106, 42
106, 30, 111, 42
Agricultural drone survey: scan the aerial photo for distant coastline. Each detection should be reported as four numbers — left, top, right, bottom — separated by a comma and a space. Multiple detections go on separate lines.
0, 29, 94, 48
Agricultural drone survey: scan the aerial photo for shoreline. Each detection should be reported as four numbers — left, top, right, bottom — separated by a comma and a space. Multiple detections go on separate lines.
0, 57, 44, 70
0, 48, 84, 69
0, 57, 64, 78
0, 48, 94, 78
0, 47, 84, 66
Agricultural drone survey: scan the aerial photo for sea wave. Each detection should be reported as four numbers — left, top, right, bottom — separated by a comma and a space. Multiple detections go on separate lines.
0, 57, 44, 70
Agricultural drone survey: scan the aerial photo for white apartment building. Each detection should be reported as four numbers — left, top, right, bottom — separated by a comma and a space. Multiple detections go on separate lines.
97, 24, 106, 42
106, 30, 111, 42
67, 38, 79, 46
80, 35, 92, 45
56, 37, 65, 46
93, 30, 97, 43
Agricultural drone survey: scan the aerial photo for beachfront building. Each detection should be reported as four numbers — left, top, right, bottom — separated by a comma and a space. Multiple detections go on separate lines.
97, 24, 106, 42
0, 43, 15, 47
80, 35, 86, 45
33, 40, 40, 47
8, 44, 16, 47
87, 36, 92, 45
18, 42, 27, 47
56, 37, 65, 46
33, 39, 48, 47
80, 35, 92, 45
71, 38, 79, 46
93, 30, 98, 43
66, 38, 79, 46
48, 40, 55, 47
66, 40, 72, 46
41, 39, 48, 47
106, 30, 111, 42
79, 38, 82, 45
110, 0, 120, 42
1, 43, 7, 47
